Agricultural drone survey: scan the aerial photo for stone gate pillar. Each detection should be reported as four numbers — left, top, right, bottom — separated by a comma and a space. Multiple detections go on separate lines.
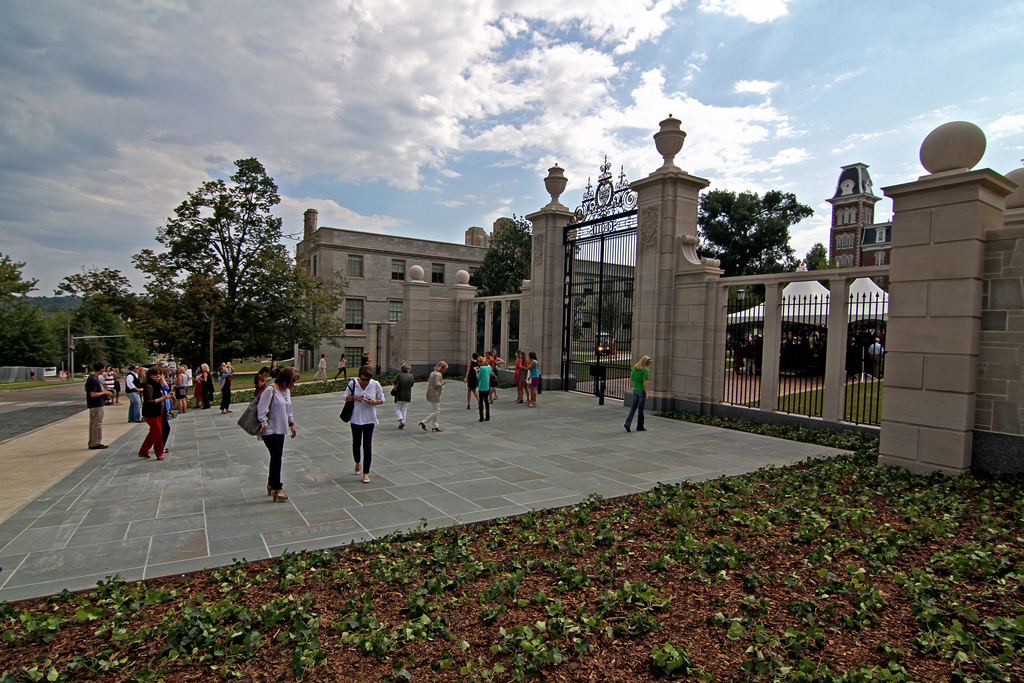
630, 117, 720, 411
879, 122, 1017, 475
525, 165, 574, 388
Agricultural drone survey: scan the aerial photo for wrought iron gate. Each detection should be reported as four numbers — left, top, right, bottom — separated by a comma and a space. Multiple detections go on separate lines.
561, 158, 638, 401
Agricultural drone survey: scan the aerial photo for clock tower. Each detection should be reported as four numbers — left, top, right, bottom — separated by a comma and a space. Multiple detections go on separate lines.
827, 163, 881, 267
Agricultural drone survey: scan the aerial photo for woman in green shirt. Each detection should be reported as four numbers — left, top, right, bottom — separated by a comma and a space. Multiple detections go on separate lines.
625, 355, 652, 433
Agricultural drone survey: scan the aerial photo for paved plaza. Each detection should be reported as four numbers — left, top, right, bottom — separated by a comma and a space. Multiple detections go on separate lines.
0, 388, 844, 603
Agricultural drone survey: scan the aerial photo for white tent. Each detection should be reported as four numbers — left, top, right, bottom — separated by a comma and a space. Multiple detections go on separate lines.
727, 278, 888, 325
848, 278, 888, 321
727, 280, 830, 325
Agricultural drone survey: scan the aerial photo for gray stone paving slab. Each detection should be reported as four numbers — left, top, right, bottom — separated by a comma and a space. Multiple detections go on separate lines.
0, 389, 845, 602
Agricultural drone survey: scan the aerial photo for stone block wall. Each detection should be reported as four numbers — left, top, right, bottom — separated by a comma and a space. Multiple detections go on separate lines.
974, 213, 1024, 472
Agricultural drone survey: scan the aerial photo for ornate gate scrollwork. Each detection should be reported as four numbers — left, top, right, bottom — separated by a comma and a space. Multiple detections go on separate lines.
561, 157, 638, 402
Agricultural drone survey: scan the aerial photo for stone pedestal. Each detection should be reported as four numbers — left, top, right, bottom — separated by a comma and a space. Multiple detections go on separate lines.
630, 137, 717, 411
880, 169, 1016, 475
525, 178, 574, 389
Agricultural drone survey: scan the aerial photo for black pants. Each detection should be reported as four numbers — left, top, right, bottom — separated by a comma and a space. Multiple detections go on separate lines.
161, 411, 170, 446
220, 384, 231, 411
202, 381, 213, 409
478, 392, 490, 420
263, 433, 285, 490
351, 423, 374, 473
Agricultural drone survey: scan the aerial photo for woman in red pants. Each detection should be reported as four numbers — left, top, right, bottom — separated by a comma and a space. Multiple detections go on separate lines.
139, 366, 169, 460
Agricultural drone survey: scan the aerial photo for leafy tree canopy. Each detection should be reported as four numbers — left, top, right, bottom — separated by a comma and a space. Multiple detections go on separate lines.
476, 216, 532, 297
0, 253, 37, 304
805, 242, 830, 271
697, 189, 813, 277
134, 158, 345, 363
0, 254, 61, 366
56, 267, 142, 322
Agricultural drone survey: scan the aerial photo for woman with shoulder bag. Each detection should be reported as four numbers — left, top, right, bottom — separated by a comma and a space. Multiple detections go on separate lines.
342, 365, 385, 483
138, 366, 169, 461
257, 367, 299, 502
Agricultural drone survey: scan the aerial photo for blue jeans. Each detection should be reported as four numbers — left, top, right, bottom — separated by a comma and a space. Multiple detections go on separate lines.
127, 391, 142, 422
625, 390, 646, 429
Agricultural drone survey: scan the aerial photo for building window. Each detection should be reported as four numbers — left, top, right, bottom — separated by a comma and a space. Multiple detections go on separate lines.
876, 228, 887, 243
392, 259, 405, 280
344, 347, 363, 369
347, 255, 364, 278
875, 251, 886, 266
432, 263, 445, 284
468, 267, 479, 287
388, 300, 403, 323
311, 254, 318, 277
345, 299, 363, 330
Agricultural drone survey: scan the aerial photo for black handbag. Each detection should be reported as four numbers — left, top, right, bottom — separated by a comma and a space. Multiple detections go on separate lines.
339, 380, 356, 422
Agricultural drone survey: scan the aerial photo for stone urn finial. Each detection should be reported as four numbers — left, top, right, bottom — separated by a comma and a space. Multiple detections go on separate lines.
544, 164, 567, 205
919, 121, 986, 174
654, 115, 686, 170
1006, 168, 1024, 210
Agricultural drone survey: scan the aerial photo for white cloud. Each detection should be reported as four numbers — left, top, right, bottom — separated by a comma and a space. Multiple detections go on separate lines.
771, 148, 809, 166
277, 197, 407, 237
699, 0, 791, 23
734, 80, 778, 95
989, 114, 1024, 138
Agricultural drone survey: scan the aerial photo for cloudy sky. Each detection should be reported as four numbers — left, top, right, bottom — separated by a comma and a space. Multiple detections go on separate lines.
3, 0, 1022, 295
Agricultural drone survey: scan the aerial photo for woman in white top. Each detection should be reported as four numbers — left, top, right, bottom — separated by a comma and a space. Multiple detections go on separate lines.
342, 364, 385, 483
257, 367, 298, 502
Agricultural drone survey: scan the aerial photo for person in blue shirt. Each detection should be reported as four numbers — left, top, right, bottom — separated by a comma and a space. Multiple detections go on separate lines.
477, 357, 492, 422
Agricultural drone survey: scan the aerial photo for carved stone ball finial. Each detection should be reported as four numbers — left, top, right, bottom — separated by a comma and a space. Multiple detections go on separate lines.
1006, 168, 1024, 210
544, 165, 567, 204
919, 121, 986, 174
654, 115, 686, 170
455, 269, 470, 285
408, 264, 425, 282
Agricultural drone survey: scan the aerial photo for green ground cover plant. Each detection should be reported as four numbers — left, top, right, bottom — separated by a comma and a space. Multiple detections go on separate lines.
1, 416, 1022, 681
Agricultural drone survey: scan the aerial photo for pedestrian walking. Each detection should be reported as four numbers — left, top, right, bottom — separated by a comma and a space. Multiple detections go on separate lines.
464, 352, 480, 409
102, 366, 116, 405
526, 351, 540, 407
488, 348, 504, 403
624, 355, 652, 433
257, 367, 298, 502
513, 350, 525, 403
138, 366, 169, 460
175, 364, 189, 414
392, 363, 415, 428
219, 361, 234, 413
477, 358, 492, 421
254, 366, 270, 398
85, 361, 112, 449
200, 363, 214, 409
419, 361, 448, 433
112, 369, 121, 404
334, 353, 347, 380
343, 365, 385, 483
160, 367, 173, 451
313, 353, 328, 380
125, 365, 143, 423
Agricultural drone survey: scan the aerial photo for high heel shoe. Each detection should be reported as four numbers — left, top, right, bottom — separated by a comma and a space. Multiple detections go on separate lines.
267, 485, 273, 497
272, 489, 289, 502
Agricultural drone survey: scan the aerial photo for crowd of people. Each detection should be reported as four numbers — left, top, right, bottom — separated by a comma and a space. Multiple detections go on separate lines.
84, 346, 655, 504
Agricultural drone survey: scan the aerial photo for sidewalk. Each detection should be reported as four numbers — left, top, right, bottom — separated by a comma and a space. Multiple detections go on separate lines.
0, 389, 845, 603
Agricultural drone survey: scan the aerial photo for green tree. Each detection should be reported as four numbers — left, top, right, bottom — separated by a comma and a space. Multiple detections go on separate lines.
805, 243, 829, 271
56, 266, 147, 367
697, 190, 813, 277
0, 254, 61, 366
135, 158, 346, 363
55, 267, 142, 322
476, 216, 532, 296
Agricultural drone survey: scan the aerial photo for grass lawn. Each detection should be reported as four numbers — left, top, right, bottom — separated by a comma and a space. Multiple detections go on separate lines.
0, 379, 69, 391
3, 419, 1020, 681
740, 381, 884, 426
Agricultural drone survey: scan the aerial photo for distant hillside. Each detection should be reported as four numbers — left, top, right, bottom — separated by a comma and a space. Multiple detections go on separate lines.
25, 295, 81, 310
